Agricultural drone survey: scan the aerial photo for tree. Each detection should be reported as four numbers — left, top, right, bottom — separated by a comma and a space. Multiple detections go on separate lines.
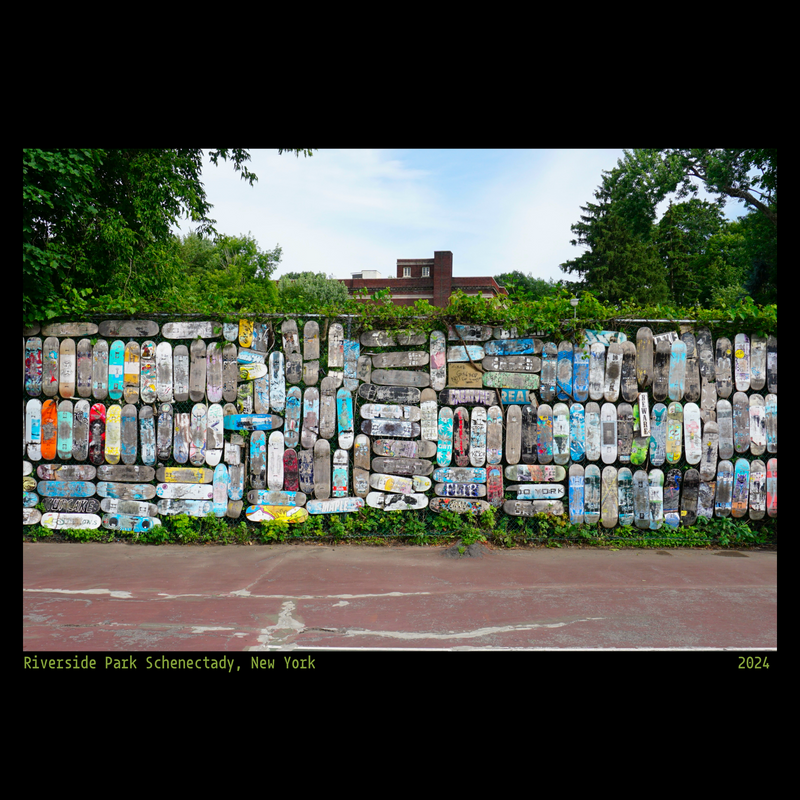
495, 271, 561, 301
22, 148, 312, 324
277, 272, 349, 310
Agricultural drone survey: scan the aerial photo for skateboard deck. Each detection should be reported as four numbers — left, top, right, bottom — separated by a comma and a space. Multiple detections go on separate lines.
247, 490, 307, 507
156, 404, 172, 462
156, 466, 213, 483
568, 403, 585, 462
97, 465, 156, 483
314, 439, 331, 500
263, 431, 283, 491
327, 322, 345, 369
749, 334, 766, 391
238, 318, 254, 349
700, 420, 719, 481
429, 331, 447, 391
665, 401, 683, 464
766, 335, 777, 394
453, 407, 470, 467
286, 353, 302, 385
360, 330, 427, 347
118, 402, 137, 465
336, 388, 354, 449
366, 491, 428, 511
360, 420, 421, 438
162, 321, 222, 340
46, 496, 101, 514
765, 393, 777, 454
555, 341, 573, 401
734, 333, 750, 392
172, 344, 189, 402
749, 394, 766, 456
635, 327, 654, 388
585, 401, 601, 463
568, 465, 584, 524
681, 333, 700, 403
435, 481, 486, 498
678, 468, 700, 526
482, 354, 542, 374
121, 341, 140, 404
212, 463, 230, 516
445, 345, 483, 364
668, 339, 686, 401
301, 387, 320, 449
503, 499, 564, 517
87, 402, 105, 465
682, 402, 702, 464
139, 404, 156, 465
437, 388, 494, 406
156, 482, 214, 500
370, 473, 432, 494
360, 403, 422, 421
552, 402, 570, 465
371, 456, 433, 477
236, 381, 253, 416
429, 497, 491, 514
633, 469, 650, 529
505, 404, 522, 466
521, 403, 537, 465
97, 320, 159, 338
96, 481, 156, 500
652, 339, 670, 402
731, 458, 750, 518
106, 339, 125, 401
104, 403, 121, 465
696, 328, 715, 381
584, 464, 601, 524
663, 468, 682, 527
432, 466, 487, 484
188, 403, 207, 467
303, 321, 320, 361
630, 401, 649, 466
246, 504, 309, 523
539, 342, 557, 402
483, 337, 541, 356
306, 496, 365, 515
355, 355, 371, 387
76, 338, 92, 398
372, 350, 430, 369
331, 448, 349, 497
603, 341, 622, 402
204, 403, 223, 467
41, 322, 99, 337
748, 459, 766, 520
280, 319, 300, 356
250, 430, 266, 489
588, 342, 605, 401
714, 460, 733, 517
188, 339, 206, 403
717, 399, 734, 459
91, 340, 109, 400
601, 466, 618, 528
283, 449, 300, 492
508, 483, 564, 500
222, 322, 238, 342
482, 371, 539, 391
252, 321, 271, 353
370, 369, 430, 388
37, 463, 97, 481
437, 407, 454, 466
617, 467, 634, 526
600, 402, 617, 465
223, 414, 283, 431
732, 391, 750, 453
616, 403, 633, 464
268, 351, 285, 413
357, 385, 424, 405
648, 469, 664, 530
37, 480, 96, 498
486, 406, 503, 465
503, 464, 565, 482
203, 341, 222, 404
485, 461, 503, 505
766, 458, 777, 517
319, 377, 338, 439
284, 387, 301, 449
298, 447, 314, 495
469, 406, 486, 467
237, 348, 266, 365
157, 499, 213, 516
447, 324, 493, 342
620, 341, 638, 402
42, 336, 59, 398
353, 434, 370, 497
536, 404, 553, 465
154, 341, 173, 403
102, 513, 161, 532
715, 337, 733, 398
41, 512, 101, 530
138, 340, 157, 404
56, 400, 73, 460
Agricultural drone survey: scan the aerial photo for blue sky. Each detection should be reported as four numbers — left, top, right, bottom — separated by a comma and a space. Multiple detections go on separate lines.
177, 149, 745, 284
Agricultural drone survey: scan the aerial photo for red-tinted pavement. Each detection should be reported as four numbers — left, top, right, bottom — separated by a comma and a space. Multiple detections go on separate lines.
23, 543, 777, 651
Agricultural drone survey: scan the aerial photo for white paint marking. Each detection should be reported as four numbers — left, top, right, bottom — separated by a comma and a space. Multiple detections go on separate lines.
24, 588, 133, 599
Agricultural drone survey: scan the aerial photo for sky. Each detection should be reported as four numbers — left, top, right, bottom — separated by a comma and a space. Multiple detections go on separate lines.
175, 149, 744, 284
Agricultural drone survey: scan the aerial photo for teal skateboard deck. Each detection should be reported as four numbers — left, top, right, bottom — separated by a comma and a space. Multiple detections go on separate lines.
437, 407, 453, 467
556, 341, 573, 400
731, 458, 750, 518
332, 448, 349, 497
223, 414, 283, 431
668, 339, 686, 401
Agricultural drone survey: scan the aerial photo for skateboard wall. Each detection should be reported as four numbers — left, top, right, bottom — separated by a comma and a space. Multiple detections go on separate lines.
22, 319, 777, 532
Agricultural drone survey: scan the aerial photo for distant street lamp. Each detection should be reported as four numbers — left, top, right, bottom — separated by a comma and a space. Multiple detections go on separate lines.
570, 297, 579, 319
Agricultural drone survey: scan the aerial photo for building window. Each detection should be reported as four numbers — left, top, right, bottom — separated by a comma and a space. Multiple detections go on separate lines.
422, 266, 430, 277
403, 267, 411, 277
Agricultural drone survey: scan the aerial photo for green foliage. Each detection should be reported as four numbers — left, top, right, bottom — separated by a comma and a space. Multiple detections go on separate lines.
277, 271, 350, 312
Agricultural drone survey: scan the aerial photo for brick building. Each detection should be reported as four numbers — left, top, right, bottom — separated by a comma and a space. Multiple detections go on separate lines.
340, 250, 508, 308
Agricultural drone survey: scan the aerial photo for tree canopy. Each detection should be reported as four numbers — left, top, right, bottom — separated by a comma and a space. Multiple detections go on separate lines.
22, 148, 312, 324
560, 148, 777, 307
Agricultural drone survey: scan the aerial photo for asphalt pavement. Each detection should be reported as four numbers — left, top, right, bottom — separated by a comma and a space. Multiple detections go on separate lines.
22, 542, 777, 652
